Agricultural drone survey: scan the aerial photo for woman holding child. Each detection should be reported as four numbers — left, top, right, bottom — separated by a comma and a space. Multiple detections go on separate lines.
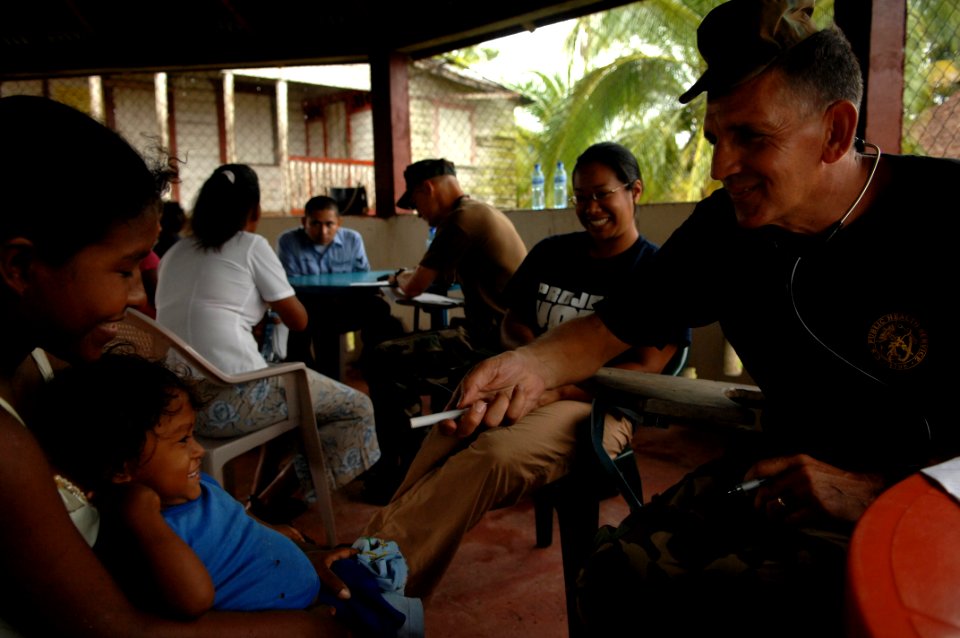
0, 95, 349, 636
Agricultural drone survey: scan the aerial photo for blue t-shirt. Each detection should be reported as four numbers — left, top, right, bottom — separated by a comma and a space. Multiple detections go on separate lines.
161, 473, 319, 610
277, 226, 370, 276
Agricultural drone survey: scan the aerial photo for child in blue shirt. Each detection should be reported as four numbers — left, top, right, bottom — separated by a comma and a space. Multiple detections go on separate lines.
32, 351, 353, 618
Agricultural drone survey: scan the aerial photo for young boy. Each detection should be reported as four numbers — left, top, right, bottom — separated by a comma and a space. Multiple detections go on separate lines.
31, 351, 349, 618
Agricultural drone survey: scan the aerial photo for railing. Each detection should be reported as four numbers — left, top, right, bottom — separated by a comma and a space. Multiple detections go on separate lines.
287, 156, 376, 214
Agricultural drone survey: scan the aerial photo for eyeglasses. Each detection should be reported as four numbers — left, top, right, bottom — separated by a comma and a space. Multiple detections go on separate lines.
568, 182, 631, 206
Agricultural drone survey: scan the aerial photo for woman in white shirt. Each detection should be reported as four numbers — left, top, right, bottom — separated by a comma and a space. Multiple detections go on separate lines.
156, 164, 379, 494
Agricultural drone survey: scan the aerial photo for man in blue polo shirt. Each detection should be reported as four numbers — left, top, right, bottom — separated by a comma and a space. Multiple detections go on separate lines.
278, 196, 402, 379
278, 195, 370, 275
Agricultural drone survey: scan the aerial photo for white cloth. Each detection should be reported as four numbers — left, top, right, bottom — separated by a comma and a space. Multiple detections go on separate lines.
156, 232, 296, 374
921, 457, 960, 504
27, 349, 101, 546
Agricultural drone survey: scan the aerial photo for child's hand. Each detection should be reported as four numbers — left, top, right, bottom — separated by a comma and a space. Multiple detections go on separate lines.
115, 483, 162, 523
306, 546, 359, 600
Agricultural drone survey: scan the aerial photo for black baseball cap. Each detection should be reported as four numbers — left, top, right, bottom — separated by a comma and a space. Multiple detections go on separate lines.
679, 0, 818, 104
396, 158, 457, 210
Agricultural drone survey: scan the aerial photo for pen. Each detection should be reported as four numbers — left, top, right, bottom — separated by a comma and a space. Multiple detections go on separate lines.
726, 477, 767, 495
410, 407, 469, 429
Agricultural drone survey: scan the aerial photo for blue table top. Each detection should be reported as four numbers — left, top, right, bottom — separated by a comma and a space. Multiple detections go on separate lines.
289, 270, 395, 289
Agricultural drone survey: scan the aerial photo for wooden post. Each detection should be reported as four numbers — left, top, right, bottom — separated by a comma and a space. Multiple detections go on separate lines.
88, 76, 104, 123
370, 51, 412, 217
835, 0, 906, 153
276, 78, 290, 214
154, 72, 169, 152
222, 71, 236, 163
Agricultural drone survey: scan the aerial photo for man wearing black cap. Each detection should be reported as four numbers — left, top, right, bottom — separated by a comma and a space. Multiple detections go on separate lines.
389, 158, 526, 347
451, 0, 959, 634
361, 158, 527, 502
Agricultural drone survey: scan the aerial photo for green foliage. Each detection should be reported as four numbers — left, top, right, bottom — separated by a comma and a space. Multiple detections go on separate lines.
465, 0, 954, 204
514, 0, 721, 203
442, 46, 500, 67
902, 0, 960, 155
506, 0, 849, 203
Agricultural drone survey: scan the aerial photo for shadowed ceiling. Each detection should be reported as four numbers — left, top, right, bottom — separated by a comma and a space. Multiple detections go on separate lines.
1, 0, 636, 79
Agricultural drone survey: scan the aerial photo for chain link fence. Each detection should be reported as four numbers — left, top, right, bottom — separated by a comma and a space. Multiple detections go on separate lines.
1, 0, 954, 215
902, 0, 960, 157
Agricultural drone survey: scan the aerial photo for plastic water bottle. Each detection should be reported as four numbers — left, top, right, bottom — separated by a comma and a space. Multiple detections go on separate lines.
552, 161, 567, 208
425, 226, 436, 250
531, 163, 545, 210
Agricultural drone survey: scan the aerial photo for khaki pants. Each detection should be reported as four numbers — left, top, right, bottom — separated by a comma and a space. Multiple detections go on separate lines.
362, 399, 631, 598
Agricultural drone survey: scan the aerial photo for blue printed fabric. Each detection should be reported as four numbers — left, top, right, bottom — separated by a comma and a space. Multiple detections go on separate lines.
316, 537, 423, 638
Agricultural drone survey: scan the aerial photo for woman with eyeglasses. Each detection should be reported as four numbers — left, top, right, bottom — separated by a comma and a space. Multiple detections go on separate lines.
361, 141, 690, 600
494, 139, 689, 467
501, 141, 683, 357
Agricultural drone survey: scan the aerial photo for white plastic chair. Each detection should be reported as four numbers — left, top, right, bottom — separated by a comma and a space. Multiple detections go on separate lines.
112, 308, 337, 546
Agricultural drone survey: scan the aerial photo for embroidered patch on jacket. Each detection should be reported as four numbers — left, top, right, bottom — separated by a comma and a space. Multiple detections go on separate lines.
867, 313, 928, 370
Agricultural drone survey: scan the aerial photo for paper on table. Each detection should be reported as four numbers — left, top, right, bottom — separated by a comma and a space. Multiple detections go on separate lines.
349, 280, 391, 287
383, 287, 462, 306
921, 457, 960, 503
409, 292, 463, 306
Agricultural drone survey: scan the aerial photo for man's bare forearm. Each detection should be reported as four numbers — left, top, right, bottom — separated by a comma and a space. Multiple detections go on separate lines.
521, 314, 630, 389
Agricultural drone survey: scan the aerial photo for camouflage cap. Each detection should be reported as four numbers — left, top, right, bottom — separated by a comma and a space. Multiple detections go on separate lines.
396, 158, 457, 210
679, 0, 818, 104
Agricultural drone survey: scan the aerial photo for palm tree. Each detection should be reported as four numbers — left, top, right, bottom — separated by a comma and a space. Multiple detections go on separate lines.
508, 0, 706, 203
510, 0, 837, 203
507, 0, 716, 203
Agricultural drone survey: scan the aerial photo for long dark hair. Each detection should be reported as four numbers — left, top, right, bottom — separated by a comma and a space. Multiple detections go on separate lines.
0, 96, 170, 265
190, 163, 261, 250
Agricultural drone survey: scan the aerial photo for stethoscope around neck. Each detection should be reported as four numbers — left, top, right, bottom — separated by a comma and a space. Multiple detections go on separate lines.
786, 139, 932, 442
789, 138, 881, 382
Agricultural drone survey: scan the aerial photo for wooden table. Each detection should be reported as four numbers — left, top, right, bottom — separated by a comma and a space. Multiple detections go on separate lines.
288, 270, 394, 379
846, 473, 960, 638
290, 272, 463, 330
287, 270, 464, 375
591, 367, 764, 430
390, 290, 464, 331
288, 269, 395, 291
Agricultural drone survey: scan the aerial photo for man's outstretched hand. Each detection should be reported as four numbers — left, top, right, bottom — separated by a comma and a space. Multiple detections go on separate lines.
439, 349, 549, 438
